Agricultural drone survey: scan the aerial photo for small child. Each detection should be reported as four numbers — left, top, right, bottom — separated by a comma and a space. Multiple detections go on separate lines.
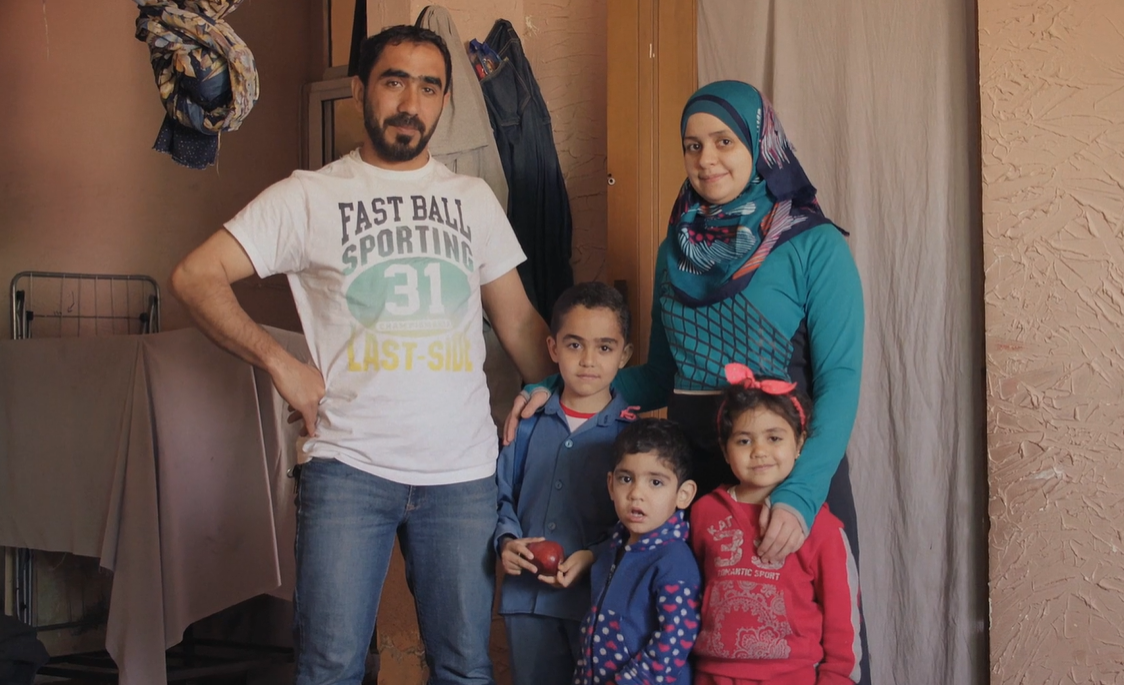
495, 281, 636, 685
573, 418, 702, 685
690, 363, 862, 685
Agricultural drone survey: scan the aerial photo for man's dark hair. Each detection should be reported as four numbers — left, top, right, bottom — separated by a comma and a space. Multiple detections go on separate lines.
356, 25, 453, 93
717, 381, 813, 444
613, 418, 692, 485
550, 281, 631, 340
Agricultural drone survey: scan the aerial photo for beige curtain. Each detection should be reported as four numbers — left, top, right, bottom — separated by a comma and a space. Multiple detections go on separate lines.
697, 2, 988, 684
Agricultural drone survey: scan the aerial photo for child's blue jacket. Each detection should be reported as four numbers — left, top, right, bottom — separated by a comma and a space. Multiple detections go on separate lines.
574, 511, 701, 685
495, 391, 636, 621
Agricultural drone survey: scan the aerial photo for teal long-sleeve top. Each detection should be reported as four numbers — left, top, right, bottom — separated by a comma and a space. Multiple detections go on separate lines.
613, 223, 864, 534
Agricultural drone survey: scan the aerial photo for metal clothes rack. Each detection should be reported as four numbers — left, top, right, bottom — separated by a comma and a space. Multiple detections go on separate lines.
10, 271, 160, 341
5, 270, 292, 682
6, 272, 161, 630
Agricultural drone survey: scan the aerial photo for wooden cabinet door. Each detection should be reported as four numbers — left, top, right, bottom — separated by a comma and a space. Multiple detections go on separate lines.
606, 0, 696, 363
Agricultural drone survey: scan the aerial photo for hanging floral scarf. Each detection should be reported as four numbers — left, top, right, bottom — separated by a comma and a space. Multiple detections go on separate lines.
134, 0, 259, 169
666, 81, 836, 304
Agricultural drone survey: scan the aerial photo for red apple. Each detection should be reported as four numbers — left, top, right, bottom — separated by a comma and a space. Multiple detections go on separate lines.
527, 540, 564, 576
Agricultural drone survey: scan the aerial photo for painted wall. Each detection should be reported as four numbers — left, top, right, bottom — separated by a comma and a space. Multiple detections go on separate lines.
0, 0, 311, 669
980, 1, 1124, 682
0, 0, 317, 335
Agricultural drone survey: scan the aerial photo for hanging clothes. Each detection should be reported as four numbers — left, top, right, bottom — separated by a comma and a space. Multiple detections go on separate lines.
414, 6, 510, 211
133, 0, 259, 170
479, 19, 574, 320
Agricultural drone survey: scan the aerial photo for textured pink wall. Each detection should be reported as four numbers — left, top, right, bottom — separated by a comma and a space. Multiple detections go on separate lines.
980, 1, 1124, 682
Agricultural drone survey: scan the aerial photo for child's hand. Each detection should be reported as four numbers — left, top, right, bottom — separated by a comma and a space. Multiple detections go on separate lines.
536, 550, 594, 588
500, 536, 547, 576
756, 505, 806, 564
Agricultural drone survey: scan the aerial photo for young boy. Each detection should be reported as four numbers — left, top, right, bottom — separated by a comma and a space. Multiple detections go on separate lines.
572, 418, 702, 685
494, 281, 636, 685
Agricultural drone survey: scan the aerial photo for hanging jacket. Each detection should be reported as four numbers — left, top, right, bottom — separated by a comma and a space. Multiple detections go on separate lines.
574, 512, 700, 685
479, 18, 574, 319
415, 5, 509, 210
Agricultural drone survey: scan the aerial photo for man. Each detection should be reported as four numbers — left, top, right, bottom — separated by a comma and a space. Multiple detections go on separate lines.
170, 25, 554, 685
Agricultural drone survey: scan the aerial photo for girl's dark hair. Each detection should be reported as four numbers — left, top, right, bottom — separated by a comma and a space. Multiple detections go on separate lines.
613, 418, 692, 485
717, 381, 813, 444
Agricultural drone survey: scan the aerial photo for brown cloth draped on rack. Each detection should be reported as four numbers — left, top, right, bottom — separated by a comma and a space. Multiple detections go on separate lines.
0, 327, 306, 685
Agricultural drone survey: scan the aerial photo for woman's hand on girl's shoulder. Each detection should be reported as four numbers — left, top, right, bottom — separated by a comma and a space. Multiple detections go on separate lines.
756, 505, 807, 565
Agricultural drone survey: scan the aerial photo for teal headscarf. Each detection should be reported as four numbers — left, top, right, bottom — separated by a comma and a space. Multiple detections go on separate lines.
666, 81, 829, 304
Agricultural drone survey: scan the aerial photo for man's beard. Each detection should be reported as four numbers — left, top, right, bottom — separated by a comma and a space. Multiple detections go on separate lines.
364, 100, 435, 163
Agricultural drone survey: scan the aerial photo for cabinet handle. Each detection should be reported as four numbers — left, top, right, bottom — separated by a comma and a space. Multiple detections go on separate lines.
607, 174, 616, 186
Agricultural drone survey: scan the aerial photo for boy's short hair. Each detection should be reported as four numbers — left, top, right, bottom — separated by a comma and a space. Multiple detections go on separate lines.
613, 418, 692, 485
550, 281, 631, 340
717, 382, 814, 444
355, 25, 453, 93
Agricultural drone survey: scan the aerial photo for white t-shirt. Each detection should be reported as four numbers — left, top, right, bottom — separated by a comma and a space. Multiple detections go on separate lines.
226, 151, 526, 485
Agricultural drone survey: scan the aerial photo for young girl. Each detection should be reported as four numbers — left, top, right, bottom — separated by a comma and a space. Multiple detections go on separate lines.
690, 363, 862, 685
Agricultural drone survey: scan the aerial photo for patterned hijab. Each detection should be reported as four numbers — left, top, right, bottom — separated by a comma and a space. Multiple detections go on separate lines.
666, 81, 834, 304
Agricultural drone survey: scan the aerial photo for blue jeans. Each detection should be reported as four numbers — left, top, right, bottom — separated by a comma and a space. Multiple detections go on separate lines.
293, 459, 498, 685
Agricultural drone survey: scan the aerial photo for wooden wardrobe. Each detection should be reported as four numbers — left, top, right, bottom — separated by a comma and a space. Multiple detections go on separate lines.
606, 0, 697, 365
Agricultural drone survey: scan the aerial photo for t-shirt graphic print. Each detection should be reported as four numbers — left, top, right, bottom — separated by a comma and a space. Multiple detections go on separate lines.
227, 151, 525, 485
340, 193, 475, 372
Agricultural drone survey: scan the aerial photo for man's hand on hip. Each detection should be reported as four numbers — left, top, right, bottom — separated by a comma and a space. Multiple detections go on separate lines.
276, 357, 326, 437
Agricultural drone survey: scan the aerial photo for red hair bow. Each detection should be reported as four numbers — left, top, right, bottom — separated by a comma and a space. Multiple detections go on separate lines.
724, 363, 796, 395
723, 363, 806, 429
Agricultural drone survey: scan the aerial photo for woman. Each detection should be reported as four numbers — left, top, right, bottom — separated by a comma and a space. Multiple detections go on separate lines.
510, 80, 869, 682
